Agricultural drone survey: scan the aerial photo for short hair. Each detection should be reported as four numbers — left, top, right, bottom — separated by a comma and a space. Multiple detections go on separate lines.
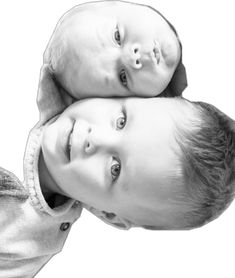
173, 100, 235, 229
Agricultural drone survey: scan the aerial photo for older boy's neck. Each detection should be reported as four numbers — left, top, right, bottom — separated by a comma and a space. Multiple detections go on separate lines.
38, 151, 64, 200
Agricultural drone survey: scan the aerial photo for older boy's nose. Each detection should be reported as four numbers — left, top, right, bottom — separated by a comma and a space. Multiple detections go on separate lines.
84, 127, 117, 155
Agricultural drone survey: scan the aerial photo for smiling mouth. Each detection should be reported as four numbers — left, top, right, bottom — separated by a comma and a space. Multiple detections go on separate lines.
66, 122, 75, 161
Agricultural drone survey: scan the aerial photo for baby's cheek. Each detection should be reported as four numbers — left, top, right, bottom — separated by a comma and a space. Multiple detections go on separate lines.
144, 90, 161, 97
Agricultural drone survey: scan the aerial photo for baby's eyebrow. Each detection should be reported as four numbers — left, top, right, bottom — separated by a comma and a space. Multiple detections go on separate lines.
104, 74, 122, 92
104, 75, 110, 87
125, 69, 134, 92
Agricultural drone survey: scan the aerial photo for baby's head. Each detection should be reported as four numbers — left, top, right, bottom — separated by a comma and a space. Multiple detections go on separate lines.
40, 97, 235, 230
43, 0, 187, 99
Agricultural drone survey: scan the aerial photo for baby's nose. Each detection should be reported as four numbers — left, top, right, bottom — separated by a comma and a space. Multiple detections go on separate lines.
122, 43, 142, 70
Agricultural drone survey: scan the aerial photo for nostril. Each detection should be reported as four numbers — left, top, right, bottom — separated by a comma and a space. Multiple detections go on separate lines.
136, 59, 140, 65
134, 48, 138, 53
85, 142, 91, 154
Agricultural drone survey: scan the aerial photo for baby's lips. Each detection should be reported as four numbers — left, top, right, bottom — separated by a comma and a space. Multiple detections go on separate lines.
153, 46, 160, 64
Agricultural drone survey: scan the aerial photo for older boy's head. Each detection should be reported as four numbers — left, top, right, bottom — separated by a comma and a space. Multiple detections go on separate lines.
41, 97, 235, 230
44, 0, 182, 98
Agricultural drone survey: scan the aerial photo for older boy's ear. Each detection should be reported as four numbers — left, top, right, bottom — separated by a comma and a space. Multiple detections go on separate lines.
168, 61, 188, 96
37, 64, 74, 123
87, 206, 132, 230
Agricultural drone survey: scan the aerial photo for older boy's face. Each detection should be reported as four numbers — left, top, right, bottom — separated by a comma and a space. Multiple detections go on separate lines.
57, 1, 181, 98
42, 97, 187, 226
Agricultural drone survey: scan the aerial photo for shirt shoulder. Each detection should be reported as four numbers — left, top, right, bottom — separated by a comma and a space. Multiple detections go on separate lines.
0, 167, 29, 201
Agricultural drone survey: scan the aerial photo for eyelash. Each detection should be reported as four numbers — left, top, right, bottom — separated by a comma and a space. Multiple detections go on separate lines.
110, 107, 127, 182
114, 25, 121, 46
119, 69, 128, 88
116, 106, 127, 130
111, 158, 121, 182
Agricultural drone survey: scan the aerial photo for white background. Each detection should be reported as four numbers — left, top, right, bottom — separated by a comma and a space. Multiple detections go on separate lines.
0, 0, 235, 277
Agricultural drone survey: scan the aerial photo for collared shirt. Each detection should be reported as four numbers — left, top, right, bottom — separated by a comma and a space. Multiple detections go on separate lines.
0, 125, 82, 278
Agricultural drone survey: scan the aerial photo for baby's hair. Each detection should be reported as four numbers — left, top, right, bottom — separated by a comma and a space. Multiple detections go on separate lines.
173, 100, 235, 229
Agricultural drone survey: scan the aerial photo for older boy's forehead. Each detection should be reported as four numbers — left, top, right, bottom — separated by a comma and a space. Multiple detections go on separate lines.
122, 99, 180, 179
124, 97, 166, 118
123, 147, 181, 206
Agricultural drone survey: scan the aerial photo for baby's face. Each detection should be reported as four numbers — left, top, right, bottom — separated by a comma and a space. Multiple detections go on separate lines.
41, 97, 190, 226
54, 1, 181, 98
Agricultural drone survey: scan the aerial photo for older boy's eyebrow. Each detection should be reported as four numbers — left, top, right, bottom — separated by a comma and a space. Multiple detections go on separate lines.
104, 73, 130, 94
125, 69, 134, 92
117, 155, 134, 192
117, 101, 131, 191
104, 75, 110, 87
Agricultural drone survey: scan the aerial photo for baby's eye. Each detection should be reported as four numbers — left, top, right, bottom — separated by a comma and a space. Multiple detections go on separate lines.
114, 26, 121, 46
116, 112, 126, 130
111, 159, 121, 181
119, 69, 128, 87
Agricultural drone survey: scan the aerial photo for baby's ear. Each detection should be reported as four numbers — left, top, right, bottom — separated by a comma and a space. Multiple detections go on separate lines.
87, 206, 132, 230
168, 61, 188, 96
37, 64, 74, 123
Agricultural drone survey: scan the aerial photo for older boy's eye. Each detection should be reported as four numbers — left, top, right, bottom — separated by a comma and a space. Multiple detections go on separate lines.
119, 69, 128, 87
116, 111, 126, 130
114, 26, 121, 46
111, 159, 121, 181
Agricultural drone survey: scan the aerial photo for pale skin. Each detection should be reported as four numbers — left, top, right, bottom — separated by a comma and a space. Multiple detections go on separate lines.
48, 1, 181, 99
39, 97, 195, 227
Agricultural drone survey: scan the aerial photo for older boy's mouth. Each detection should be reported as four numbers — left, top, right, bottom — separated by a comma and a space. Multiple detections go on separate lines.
66, 121, 75, 161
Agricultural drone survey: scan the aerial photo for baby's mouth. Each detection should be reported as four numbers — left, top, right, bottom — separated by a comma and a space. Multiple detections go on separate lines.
153, 44, 161, 64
